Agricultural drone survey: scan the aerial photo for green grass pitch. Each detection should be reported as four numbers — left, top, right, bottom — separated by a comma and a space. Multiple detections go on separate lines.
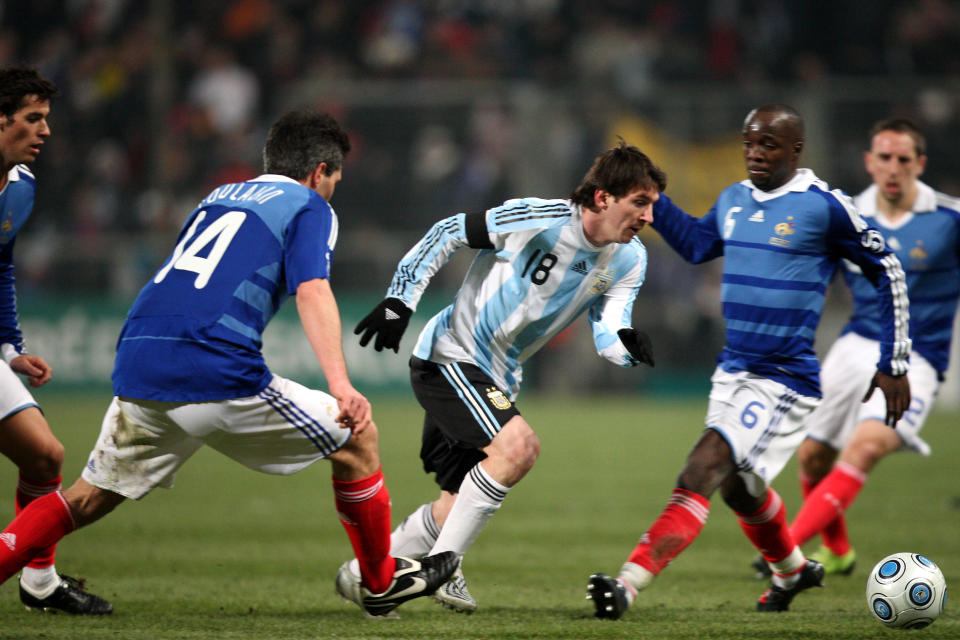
0, 391, 956, 639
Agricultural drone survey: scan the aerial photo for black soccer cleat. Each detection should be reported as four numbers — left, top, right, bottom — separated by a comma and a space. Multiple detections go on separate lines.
752, 554, 772, 579
361, 551, 458, 617
756, 560, 825, 612
587, 573, 630, 620
20, 574, 113, 615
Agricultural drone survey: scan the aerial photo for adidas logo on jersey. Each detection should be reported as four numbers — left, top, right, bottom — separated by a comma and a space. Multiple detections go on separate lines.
571, 260, 589, 275
384, 309, 401, 321
0, 532, 15, 551
748, 210, 765, 222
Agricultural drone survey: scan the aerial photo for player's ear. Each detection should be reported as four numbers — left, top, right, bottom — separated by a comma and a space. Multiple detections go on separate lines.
593, 189, 610, 212
917, 154, 927, 177
309, 161, 328, 189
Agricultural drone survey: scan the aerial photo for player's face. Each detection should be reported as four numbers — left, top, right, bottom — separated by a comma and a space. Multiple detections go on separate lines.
0, 95, 51, 167
742, 111, 801, 191
594, 185, 658, 245
316, 168, 342, 201
865, 130, 926, 206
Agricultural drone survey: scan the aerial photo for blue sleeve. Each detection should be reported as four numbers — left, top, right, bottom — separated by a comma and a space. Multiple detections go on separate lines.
284, 204, 334, 292
650, 194, 724, 264
0, 240, 23, 352
825, 198, 910, 376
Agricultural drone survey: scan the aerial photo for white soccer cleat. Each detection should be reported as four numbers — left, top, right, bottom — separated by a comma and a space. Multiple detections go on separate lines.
431, 563, 478, 614
334, 558, 400, 619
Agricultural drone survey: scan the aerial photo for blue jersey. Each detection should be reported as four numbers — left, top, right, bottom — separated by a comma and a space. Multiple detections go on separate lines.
387, 198, 647, 398
841, 182, 960, 376
113, 174, 338, 401
652, 168, 911, 397
0, 165, 37, 355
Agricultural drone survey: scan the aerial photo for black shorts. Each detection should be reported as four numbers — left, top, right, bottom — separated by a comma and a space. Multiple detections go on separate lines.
409, 356, 521, 492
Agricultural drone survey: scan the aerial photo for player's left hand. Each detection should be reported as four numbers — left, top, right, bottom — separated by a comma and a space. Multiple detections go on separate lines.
10, 354, 52, 387
862, 371, 910, 427
618, 328, 655, 367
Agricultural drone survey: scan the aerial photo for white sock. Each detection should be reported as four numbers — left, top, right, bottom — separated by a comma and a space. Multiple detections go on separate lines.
618, 561, 654, 603
390, 502, 441, 557
20, 566, 60, 598
771, 547, 806, 589
429, 463, 510, 556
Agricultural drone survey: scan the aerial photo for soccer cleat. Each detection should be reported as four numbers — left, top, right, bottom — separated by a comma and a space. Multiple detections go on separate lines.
335, 559, 400, 619
586, 573, 629, 620
360, 552, 458, 617
751, 554, 772, 579
808, 545, 856, 575
432, 563, 478, 613
20, 574, 113, 615
756, 560, 825, 612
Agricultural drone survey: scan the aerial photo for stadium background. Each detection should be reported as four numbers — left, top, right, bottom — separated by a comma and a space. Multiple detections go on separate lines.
3, 0, 960, 402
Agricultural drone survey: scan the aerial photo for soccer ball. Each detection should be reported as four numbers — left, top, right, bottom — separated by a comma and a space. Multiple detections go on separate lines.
866, 552, 947, 629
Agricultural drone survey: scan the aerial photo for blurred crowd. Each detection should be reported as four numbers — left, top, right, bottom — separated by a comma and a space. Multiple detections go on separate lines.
1, 0, 959, 299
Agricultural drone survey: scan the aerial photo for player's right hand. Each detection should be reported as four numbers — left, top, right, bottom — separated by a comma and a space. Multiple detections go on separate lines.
10, 354, 52, 387
354, 297, 412, 353
862, 371, 910, 426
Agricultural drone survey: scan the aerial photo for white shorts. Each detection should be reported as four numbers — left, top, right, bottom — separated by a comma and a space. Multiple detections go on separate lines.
805, 332, 938, 455
705, 367, 820, 496
81, 375, 352, 499
0, 360, 38, 419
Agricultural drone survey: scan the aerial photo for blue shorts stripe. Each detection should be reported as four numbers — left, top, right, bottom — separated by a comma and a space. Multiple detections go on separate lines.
258, 387, 336, 454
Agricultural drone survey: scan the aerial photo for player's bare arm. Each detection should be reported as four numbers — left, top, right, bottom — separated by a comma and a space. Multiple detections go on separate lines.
862, 371, 911, 427
295, 277, 372, 432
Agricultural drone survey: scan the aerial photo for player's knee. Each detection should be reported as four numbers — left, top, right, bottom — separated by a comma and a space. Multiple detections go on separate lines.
21, 438, 65, 480
500, 430, 540, 474
797, 439, 836, 479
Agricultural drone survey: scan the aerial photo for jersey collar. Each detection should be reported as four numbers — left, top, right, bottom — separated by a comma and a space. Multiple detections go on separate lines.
250, 173, 299, 184
740, 168, 817, 203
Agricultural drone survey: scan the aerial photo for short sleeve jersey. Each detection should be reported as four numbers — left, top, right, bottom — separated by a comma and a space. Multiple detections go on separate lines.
112, 174, 338, 401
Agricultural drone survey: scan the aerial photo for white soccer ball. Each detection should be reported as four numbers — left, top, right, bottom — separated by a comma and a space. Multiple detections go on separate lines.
866, 552, 947, 629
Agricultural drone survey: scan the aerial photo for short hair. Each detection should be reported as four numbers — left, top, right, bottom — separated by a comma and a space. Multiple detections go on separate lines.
748, 103, 805, 139
569, 140, 667, 207
262, 109, 351, 180
869, 117, 926, 157
0, 66, 59, 120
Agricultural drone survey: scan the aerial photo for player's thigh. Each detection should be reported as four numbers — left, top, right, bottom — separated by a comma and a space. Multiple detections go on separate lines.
184, 375, 353, 475
805, 333, 878, 450
858, 352, 940, 456
410, 357, 519, 491
706, 368, 819, 496
82, 397, 205, 500
0, 362, 59, 467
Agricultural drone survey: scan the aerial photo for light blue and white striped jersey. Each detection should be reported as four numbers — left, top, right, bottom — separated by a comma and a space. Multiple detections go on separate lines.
387, 198, 647, 399
840, 182, 960, 377
653, 168, 910, 398
0, 165, 37, 356
113, 174, 338, 401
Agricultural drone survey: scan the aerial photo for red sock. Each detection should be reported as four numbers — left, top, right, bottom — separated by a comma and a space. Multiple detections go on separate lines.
736, 488, 794, 562
0, 491, 75, 584
332, 468, 395, 593
16, 473, 62, 569
627, 488, 709, 575
797, 472, 850, 555
790, 462, 865, 548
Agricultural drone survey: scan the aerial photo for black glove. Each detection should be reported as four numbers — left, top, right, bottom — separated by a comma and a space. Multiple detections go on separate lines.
618, 328, 655, 367
354, 297, 413, 353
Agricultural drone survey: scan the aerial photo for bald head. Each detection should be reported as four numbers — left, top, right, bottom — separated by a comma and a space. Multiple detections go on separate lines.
742, 104, 805, 191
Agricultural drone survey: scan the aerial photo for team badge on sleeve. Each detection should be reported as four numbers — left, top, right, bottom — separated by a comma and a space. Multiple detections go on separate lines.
485, 387, 512, 410
860, 229, 886, 253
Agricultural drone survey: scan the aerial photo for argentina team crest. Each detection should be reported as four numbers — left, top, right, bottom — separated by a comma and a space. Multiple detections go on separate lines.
485, 387, 512, 410
588, 268, 615, 295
